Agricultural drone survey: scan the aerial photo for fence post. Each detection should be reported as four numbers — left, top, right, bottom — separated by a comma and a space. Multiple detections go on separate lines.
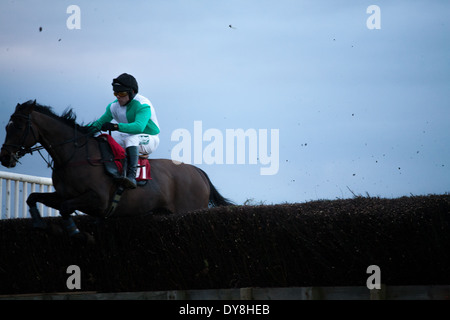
0, 171, 58, 219
14, 180, 20, 218
22, 182, 28, 218
6, 179, 11, 219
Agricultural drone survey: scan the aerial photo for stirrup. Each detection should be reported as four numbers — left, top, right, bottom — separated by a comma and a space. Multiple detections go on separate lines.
122, 177, 137, 189
113, 176, 136, 189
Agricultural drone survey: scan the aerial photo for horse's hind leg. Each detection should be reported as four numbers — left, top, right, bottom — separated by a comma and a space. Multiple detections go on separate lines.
26, 192, 63, 230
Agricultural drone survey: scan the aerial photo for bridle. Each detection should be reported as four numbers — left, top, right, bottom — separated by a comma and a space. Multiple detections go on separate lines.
1, 112, 97, 168
1, 113, 44, 162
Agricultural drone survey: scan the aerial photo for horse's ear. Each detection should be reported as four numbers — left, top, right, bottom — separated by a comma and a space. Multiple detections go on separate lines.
29, 100, 37, 112
16, 100, 36, 114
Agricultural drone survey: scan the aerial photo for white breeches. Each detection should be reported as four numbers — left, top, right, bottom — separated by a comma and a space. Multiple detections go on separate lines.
111, 132, 160, 155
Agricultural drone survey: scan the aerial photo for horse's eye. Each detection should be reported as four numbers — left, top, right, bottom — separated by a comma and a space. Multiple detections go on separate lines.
9, 122, 23, 130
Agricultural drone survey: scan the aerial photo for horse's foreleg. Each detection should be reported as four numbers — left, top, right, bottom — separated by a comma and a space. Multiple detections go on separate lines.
59, 191, 103, 240
26, 192, 63, 230
61, 216, 80, 236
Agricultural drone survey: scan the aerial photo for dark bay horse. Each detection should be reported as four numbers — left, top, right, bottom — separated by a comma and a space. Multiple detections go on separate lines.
0, 100, 233, 239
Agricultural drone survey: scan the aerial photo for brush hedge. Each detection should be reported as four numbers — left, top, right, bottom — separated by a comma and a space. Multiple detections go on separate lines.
0, 194, 449, 295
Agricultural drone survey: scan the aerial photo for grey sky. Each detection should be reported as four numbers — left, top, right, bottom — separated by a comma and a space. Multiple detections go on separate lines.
1, 0, 449, 205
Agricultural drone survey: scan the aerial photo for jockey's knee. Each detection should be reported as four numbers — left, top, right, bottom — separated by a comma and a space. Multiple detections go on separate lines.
122, 134, 159, 156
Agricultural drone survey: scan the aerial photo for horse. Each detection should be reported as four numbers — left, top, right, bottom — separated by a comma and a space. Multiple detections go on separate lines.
0, 100, 233, 241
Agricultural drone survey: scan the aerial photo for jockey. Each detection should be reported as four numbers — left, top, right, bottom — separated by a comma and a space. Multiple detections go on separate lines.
91, 73, 160, 189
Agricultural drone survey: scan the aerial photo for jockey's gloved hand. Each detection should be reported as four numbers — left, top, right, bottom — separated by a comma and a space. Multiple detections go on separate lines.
101, 122, 119, 131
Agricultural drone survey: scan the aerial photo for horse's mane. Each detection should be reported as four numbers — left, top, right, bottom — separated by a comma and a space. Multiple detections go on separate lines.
24, 100, 96, 136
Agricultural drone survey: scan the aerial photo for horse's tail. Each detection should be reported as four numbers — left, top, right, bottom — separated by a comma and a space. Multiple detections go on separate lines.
197, 168, 234, 207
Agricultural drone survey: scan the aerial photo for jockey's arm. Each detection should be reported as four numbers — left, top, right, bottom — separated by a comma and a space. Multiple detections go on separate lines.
117, 105, 151, 134
89, 105, 113, 130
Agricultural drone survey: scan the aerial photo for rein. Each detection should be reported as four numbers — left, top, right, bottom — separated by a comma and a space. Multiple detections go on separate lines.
2, 114, 42, 156
3, 112, 102, 169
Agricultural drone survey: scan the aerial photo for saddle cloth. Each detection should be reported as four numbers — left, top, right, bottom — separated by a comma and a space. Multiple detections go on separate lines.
98, 134, 151, 181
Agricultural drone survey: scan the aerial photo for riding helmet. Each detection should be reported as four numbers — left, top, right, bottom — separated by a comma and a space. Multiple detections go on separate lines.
112, 73, 138, 102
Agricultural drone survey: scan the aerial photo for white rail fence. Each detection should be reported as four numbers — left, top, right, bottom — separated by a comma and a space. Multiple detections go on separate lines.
0, 171, 59, 219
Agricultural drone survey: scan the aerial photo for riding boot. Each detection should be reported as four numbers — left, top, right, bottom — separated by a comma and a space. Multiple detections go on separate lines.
98, 140, 130, 186
123, 146, 139, 189
103, 160, 128, 184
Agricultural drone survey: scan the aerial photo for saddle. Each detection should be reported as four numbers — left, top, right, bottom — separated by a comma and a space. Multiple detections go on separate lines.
96, 134, 151, 185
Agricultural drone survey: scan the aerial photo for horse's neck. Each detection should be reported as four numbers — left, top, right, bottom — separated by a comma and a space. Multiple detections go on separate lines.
33, 112, 84, 165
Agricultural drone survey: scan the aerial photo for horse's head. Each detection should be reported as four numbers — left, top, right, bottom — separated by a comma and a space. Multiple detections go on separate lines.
0, 100, 39, 168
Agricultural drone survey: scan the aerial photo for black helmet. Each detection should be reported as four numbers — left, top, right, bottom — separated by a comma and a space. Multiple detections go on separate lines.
112, 73, 138, 102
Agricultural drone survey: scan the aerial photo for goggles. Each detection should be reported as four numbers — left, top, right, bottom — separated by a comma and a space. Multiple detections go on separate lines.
114, 91, 129, 98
